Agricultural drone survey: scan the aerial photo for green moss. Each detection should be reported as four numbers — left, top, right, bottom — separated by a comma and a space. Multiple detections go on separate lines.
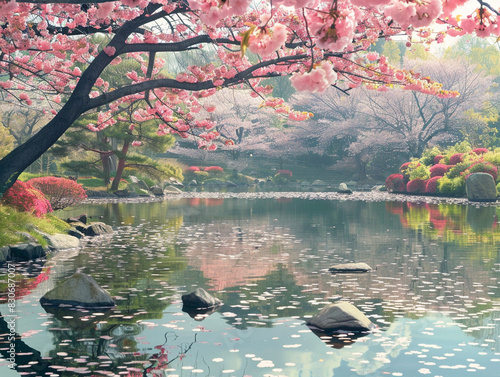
0, 205, 70, 248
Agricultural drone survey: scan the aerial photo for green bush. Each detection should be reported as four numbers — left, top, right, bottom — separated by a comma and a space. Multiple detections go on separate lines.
420, 146, 442, 166
409, 165, 430, 181
193, 171, 210, 183
437, 176, 465, 197
446, 162, 469, 179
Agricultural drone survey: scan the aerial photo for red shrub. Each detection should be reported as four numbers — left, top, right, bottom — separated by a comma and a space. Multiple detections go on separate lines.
2, 180, 52, 217
385, 174, 406, 193
28, 176, 87, 210
433, 155, 444, 164
186, 166, 201, 172
204, 166, 224, 172
276, 169, 293, 177
407, 178, 427, 194
429, 164, 450, 178
399, 162, 411, 174
425, 176, 442, 193
472, 148, 488, 155
449, 153, 464, 165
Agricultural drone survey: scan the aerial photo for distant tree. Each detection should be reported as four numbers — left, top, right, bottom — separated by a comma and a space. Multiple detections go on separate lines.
0, 124, 14, 159
287, 59, 493, 180
0, 108, 47, 146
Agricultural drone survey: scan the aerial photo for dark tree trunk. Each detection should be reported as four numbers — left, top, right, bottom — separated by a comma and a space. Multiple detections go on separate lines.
110, 141, 129, 191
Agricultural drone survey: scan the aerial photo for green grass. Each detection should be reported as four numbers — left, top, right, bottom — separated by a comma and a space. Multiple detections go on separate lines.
78, 177, 128, 191
18, 172, 47, 181
0, 205, 71, 248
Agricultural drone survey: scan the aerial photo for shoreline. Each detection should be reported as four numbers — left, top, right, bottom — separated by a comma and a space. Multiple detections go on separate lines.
83, 190, 499, 207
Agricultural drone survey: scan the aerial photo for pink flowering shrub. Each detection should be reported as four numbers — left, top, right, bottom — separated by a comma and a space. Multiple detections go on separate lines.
28, 176, 87, 210
429, 164, 450, 178
385, 174, 405, 193
204, 166, 224, 172
2, 180, 52, 217
425, 176, 442, 194
407, 179, 427, 194
186, 166, 201, 172
449, 153, 464, 165
472, 148, 488, 155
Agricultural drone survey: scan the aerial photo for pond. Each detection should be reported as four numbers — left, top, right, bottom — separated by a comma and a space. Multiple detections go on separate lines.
1, 194, 500, 377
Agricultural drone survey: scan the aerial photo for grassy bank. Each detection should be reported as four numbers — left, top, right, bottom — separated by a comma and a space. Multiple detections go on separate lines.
0, 205, 71, 248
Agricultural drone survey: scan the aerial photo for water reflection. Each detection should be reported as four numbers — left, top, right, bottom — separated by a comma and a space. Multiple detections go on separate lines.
0, 197, 499, 376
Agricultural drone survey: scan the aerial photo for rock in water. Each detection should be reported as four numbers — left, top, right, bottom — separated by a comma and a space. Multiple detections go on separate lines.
466, 173, 497, 202
84, 222, 113, 236
46, 234, 80, 250
9, 243, 45, 261
329, 262, 372, 273
306, 301, 373, 332
40, 272, 115, 308
182, 288, 222, 309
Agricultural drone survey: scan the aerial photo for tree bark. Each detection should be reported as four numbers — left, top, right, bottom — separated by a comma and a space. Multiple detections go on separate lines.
110, 141, 129, 191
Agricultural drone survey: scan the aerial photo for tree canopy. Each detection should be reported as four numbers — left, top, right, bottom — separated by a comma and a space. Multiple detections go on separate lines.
0, 0, 498, 194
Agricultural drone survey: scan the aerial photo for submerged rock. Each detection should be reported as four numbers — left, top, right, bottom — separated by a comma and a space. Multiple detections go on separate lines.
40, 272, 115, 308
306, 301, 373, 332
329, 262, 372, 273
182, 306, 220, 321
182, 288, 222, 309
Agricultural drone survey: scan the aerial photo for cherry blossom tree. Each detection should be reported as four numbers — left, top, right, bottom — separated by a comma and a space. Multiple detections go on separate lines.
0, 0, 498, 195
289, 58, 494, 180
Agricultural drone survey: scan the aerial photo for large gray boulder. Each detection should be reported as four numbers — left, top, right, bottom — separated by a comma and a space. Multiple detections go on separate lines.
329, 262, 372, 273
40, 272, 115, 308
9, 243, 46, 261
182, 288, 222, 309
84, 222, 113, 236
306, 302, 373, 332
46, 234, 80, 250
466, 173, 497, 202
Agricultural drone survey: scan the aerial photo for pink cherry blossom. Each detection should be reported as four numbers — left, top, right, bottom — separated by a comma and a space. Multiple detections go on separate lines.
290, 61, 337, 93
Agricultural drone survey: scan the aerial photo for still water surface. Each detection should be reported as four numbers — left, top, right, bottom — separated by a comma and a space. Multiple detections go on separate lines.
1, 196, 500, 376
